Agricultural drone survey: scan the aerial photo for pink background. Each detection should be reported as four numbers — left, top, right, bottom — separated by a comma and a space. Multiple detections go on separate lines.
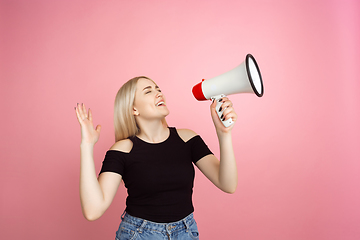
1, 0, 360, 239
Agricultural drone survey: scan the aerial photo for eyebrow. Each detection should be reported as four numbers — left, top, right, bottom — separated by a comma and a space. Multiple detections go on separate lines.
142, 85, 159, 91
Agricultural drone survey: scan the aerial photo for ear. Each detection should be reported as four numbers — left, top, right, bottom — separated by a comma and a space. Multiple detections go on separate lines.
133, 107, 139, 116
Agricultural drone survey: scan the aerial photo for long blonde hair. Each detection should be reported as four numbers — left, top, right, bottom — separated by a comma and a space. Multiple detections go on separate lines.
114, 76, 167, 142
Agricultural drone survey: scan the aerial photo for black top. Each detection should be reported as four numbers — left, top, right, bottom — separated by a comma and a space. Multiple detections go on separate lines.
99, 127, 213, 223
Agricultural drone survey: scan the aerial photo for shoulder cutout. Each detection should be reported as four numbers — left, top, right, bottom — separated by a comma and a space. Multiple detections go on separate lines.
176, 128, 198, 143
109, 138, 133, 153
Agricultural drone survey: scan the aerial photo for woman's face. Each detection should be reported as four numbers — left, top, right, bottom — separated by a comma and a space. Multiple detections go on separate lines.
133, 78, 170, 120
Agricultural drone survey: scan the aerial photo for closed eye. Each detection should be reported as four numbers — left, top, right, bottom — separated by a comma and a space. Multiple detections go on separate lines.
143, 85, 161, 94
156, 85, 162, 93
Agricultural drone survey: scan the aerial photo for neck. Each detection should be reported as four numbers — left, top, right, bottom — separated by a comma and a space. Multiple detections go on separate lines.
136, 119, 169, 143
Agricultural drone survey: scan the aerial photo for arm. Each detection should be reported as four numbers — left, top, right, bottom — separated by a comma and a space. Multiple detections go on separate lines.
75, 103, 122, 221
195, 97, 238, 193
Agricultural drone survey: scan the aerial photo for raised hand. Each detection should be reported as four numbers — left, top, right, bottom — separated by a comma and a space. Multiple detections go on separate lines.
75, 103, 101, 145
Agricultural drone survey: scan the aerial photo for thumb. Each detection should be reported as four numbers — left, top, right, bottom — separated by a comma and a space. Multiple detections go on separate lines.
95, 125, 102, 133
210, 98, 217, 110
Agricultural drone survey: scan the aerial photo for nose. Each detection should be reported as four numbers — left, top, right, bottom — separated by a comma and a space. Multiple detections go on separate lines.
156, 91, 163, 98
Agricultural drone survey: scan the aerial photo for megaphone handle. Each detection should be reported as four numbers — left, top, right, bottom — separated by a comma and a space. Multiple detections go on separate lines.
211, 94, 234, 128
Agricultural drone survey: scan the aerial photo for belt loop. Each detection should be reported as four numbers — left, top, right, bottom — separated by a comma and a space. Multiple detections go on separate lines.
183, 218, 189, 232
138, 219, 147, 234
120, 210, 126, 220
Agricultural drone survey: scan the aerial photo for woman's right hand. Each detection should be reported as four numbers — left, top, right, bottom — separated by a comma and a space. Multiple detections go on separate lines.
75, 103, 101, 145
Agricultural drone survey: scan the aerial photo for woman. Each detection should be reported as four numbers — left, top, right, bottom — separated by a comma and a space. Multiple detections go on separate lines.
75, 76, 238, 240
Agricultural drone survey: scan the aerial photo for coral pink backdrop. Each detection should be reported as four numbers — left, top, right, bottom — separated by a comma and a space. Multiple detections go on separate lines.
1, 0, 359, 239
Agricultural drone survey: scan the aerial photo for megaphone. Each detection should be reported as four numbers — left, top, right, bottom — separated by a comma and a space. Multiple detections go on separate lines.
192, 54, 264, 127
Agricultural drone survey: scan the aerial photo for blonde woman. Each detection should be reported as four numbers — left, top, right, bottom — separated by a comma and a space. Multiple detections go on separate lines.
75, 76, 238, 240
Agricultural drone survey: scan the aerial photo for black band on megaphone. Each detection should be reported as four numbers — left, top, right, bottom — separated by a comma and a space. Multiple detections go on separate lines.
245, 54, 264, 97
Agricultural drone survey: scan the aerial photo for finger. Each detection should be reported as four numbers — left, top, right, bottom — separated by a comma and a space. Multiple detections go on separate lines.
77, 103, 84, 119
220, 99, 233, 110
76, 104, 86, 122
224, 108, 237, 118
78, 103, 88, 121
82, 103, 88, 119
211, 97, 229, 109
225, 111, 237, 123
214, 95, 228, 104
75, 105, 82, 122
221, 106, 236, 120
88, 108, 93, 122
217, 102, 232, 115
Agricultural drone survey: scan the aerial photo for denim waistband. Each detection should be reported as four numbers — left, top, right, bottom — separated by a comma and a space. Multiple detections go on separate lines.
121, 212, 195, 234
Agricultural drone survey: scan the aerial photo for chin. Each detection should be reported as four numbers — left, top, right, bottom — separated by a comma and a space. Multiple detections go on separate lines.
162, 107, 170, 116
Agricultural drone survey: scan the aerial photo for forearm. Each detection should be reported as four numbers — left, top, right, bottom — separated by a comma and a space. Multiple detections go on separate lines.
79, 143, 105, 220
217, 131, 238, 193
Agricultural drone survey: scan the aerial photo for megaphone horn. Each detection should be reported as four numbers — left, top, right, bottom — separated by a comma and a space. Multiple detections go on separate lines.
192, 54, 264, 127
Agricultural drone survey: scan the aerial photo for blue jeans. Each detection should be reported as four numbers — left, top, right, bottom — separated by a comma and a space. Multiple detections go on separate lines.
115, 212, 200, 240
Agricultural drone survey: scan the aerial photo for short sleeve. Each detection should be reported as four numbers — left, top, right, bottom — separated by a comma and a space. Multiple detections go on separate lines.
187, 135, 213, 163
99, 150, 126, 176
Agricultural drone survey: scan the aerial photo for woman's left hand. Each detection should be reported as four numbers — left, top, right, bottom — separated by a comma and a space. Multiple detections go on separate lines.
210, 97, 237, 134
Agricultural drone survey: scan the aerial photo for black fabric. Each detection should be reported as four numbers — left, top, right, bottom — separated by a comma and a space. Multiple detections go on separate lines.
99, 127, 213, 223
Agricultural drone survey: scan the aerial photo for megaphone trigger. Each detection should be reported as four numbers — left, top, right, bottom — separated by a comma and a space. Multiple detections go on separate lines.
210, 94, 226, 102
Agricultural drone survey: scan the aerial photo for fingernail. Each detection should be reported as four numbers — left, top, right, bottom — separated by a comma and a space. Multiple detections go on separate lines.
218, 98, 223, 102
220, 114, 224, 119
219, 107, 222, 112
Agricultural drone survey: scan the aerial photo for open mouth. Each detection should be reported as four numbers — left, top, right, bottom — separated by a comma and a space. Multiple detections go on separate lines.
156, 101, 165, 107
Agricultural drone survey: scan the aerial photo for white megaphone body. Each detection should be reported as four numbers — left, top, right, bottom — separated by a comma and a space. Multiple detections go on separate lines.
192, 54, 264, 127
